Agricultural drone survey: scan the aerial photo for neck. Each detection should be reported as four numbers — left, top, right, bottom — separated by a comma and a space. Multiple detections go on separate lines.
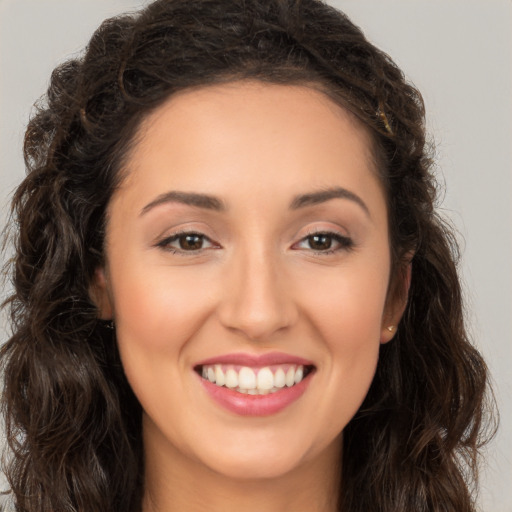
141, 418, 342, 512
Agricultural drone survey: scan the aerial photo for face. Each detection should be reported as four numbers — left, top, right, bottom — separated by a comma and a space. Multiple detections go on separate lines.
94, 81, 403, 483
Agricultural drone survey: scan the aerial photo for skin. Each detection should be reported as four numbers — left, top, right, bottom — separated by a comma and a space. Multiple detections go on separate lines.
93, 81, 406, 512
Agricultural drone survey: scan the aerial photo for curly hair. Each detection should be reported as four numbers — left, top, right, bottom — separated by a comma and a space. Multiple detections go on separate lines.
1, 0, 494, 511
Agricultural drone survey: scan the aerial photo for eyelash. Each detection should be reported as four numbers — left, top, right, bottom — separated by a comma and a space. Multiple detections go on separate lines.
155, 230, 354, 255
156, 231, 217, 255
293, 230, 354, 255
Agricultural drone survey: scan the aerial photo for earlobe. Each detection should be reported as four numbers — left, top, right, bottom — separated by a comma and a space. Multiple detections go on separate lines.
380, 324, 397, 344
89, 267, 113, 320
380, 260, 412, 344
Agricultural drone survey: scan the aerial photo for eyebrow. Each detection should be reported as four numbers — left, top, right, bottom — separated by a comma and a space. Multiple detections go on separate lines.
140, 191, 226, 215
290, 187, 370, 217
140, 186, 370, 217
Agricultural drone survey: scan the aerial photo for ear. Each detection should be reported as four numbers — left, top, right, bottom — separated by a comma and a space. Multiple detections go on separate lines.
89, 267, 113, 320
380, 259, 412, 344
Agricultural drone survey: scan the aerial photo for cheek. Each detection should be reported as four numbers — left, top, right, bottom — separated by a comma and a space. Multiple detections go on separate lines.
293, 255, 389, 427
299, 254, 390, 347
108, 263, 216, 433
313, 279, 384, 390
110, 262, 215, 354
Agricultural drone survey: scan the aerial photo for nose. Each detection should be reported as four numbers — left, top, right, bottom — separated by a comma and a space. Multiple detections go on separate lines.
216, 245, 298, 341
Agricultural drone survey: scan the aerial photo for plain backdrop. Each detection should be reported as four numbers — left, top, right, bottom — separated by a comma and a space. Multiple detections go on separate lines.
1, 1, 511, 510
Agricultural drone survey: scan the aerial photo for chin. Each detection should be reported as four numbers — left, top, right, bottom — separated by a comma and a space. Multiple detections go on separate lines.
202, 451, 308, 481
189, 426, 338, 483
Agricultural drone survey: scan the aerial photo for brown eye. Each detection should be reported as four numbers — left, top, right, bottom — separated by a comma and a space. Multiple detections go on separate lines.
308, 234, 333, 251
178, 234, 204, 250
157, 232, 215, 253
294, 231, 354, 253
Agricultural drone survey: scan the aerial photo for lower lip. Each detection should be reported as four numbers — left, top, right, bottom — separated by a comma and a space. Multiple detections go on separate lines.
198, 372, 313, 416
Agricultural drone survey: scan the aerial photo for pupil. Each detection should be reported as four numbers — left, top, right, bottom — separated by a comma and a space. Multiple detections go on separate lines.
180, 234, 203, 250
310, 234, 331, 250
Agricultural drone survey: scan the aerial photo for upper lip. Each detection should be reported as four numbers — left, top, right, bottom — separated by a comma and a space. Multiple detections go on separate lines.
195, 351, 314, 367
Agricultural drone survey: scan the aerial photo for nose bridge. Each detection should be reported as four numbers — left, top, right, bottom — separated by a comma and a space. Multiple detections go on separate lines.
218, 241, 297, 340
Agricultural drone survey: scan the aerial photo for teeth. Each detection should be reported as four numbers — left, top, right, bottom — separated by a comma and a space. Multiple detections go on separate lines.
256, 367, 274, 390
200, 364, 307, 393
215, 365, 225, 386
238, 367, 256, 389
274, 368, 285, 388
285, 367, 295, 387
225, 368, 238, 389
294, 366, 303, 384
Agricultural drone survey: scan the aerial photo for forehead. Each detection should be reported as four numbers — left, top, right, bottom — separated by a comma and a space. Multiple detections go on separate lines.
114, 81, 384, 214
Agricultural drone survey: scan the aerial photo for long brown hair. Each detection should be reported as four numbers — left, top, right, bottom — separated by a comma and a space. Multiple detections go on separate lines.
1, 1, 494, 510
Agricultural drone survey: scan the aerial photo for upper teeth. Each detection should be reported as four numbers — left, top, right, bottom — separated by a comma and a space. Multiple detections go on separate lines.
201, 364, 305, 394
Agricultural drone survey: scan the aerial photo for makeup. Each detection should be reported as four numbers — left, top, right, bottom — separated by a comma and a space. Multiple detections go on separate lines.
195, 352, 315, 416
103, 82, 392, 482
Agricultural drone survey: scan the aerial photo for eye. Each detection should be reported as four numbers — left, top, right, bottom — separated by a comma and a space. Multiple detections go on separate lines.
294, 231, 353, 254
156, 232, 216, 253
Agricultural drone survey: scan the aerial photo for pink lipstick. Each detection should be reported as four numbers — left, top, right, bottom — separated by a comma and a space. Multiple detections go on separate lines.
194, 352, 315, 416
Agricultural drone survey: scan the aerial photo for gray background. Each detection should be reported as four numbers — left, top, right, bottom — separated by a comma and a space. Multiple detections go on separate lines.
1, 1, 511, 510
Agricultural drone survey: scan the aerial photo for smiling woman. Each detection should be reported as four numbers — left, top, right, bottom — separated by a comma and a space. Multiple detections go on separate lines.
0, 1, 494, 512
94, 83, 396, 497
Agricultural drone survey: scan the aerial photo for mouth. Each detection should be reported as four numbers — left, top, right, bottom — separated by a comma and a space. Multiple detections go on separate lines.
194, 363, 315, 395
193, 352, 316, 416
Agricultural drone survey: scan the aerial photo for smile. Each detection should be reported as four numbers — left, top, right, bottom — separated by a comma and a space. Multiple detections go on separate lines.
194, 353, 316, 416
197, 364, 313, 394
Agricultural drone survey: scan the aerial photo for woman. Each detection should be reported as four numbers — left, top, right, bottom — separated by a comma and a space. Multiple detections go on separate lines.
0, 0, 494, 511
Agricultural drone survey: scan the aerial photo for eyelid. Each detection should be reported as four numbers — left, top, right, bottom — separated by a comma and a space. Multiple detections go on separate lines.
292, 229, 354, 254
153, 226, 353, 255
155, 230, 219, 254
